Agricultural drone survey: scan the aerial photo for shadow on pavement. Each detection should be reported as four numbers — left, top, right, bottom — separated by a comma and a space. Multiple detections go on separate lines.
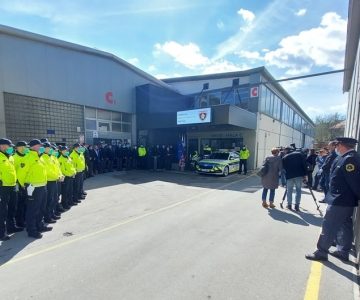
267, 208, 310, 226
323, 260, 359, 285
0, 231, 34, 266
84, 170, 262, 194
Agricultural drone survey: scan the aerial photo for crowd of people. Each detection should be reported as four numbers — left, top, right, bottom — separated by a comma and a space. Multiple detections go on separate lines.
84, 143, 178, 176
0, 140, 183, 241
0, 138, 87, 241
259, 138, 360, 262
259, 142, 342, 210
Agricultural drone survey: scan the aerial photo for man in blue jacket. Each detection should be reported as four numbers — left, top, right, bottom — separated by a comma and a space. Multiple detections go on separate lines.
306, 137, 360, 261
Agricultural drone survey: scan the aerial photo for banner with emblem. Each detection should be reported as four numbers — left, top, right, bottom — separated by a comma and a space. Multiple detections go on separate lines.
177, 108, 211, 125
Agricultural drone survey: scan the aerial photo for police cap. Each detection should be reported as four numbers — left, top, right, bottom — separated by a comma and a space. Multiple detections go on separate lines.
0, 138, 15, 146
16, 141, 28, 147
40, 138, 49, 143
43, 142, 51, 148
29, 139, 43, 147
58, 145, 68, 151
73, 143, 80, 148
334, 137, 358, 145
51, 143, 58, 150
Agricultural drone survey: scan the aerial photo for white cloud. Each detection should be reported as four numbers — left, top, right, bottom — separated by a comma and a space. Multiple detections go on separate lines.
285, 66, 311, 76
154, 41, 210, 69
262, 48, 270, 53
154, 73, 170, 79
215, 0, 284, 60
237, 8, 255, 23
236, 50, 262, 60
280, 79, 306, 91
264, 12, 347, 74
153, 41, 250, 75
329, 102, 348, 113
0, 1, 91, 25
202, 60, 250, 75
148, 65, 157, 72
127, 57, 140, 66
295, 9, 307, 16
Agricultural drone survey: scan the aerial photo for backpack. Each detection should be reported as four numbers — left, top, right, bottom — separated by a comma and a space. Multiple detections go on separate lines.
257, 159, 270, 177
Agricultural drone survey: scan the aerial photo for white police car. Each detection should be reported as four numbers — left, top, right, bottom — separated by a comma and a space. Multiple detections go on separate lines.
196, 151, 240, 176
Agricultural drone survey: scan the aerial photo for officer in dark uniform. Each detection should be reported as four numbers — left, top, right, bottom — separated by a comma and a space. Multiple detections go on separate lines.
306, 137, 360, 261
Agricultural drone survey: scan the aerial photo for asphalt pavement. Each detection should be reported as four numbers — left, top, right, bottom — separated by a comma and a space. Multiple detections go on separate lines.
0, 170, 358, 300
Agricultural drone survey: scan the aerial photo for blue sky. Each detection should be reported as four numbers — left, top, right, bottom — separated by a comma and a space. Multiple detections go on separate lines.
0, 0, 349, 120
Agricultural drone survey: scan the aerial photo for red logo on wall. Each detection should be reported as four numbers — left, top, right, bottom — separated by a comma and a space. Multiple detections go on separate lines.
250, 87, 259, 98
105, 92, 116, 104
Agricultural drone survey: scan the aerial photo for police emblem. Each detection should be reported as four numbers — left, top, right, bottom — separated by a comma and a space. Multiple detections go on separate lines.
20, 163, 25, 168
199, 112, 207, 121
345, 164, 355, 172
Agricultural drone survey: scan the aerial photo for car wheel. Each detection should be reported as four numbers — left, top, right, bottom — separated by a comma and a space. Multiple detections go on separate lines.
223, 166, 229, 177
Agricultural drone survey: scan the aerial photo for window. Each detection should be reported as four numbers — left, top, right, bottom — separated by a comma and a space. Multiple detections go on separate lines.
97, 109, 111, 120
112, 112, 122, 121
209, 92, 221, 106
112, 122, 122, 132
274, 96, 281, 120
85, 107, 96, 118
98, 122, 110, 131
260, 86, 267, 112
288, 108, 294, 127
122, 123, 132, 132
85, 119, 97, 130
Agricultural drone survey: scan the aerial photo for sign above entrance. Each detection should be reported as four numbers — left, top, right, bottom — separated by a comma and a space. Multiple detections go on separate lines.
177, 108, 211, 125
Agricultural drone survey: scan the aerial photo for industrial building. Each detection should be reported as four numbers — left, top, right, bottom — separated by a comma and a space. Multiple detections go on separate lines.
0, 24, 314, 169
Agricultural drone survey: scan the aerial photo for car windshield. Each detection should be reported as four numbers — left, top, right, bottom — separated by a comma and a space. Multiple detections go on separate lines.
209, 153, 230, 160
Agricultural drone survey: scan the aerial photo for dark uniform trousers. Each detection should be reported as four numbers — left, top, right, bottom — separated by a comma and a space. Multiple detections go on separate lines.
61, 177, 74, 207
16, 186, 27, 226
45, 181, 58, 220
317, 205, 354, 256
80, 171, 85, 195
7, 186, 18, 229
239, 159, 248, 174
26, 186, 47, 234
73, 172, 82, 201
0, 186, 16, 237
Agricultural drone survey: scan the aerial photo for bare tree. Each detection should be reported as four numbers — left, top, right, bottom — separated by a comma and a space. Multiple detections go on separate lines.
314, 113, 346, 148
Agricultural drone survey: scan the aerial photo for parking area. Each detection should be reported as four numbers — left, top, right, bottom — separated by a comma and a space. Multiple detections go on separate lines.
0, 170, 358, 300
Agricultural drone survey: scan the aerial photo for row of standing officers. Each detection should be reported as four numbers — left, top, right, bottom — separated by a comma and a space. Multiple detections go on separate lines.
0, 138, 87, 240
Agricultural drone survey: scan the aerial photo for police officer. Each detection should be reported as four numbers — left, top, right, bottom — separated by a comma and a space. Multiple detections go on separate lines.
13, 141, 30, 228
19, 139, 51, 239
50, 144, 64, 216
0, 138, 20, 241
58, 145, 76, 209
137, 145, 147, 169
70, 143, 86, 203
306, 137, 360, 261
42, 142, 61, 223
239, 145, 250, 175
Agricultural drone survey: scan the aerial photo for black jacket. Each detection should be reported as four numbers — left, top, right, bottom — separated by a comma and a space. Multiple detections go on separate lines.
282, 151, 307, 180
321, 151, 337, 175
326, 150, 360, 207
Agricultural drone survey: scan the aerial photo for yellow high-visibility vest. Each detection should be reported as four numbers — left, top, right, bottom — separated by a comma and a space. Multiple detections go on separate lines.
0, 151, 17, 186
